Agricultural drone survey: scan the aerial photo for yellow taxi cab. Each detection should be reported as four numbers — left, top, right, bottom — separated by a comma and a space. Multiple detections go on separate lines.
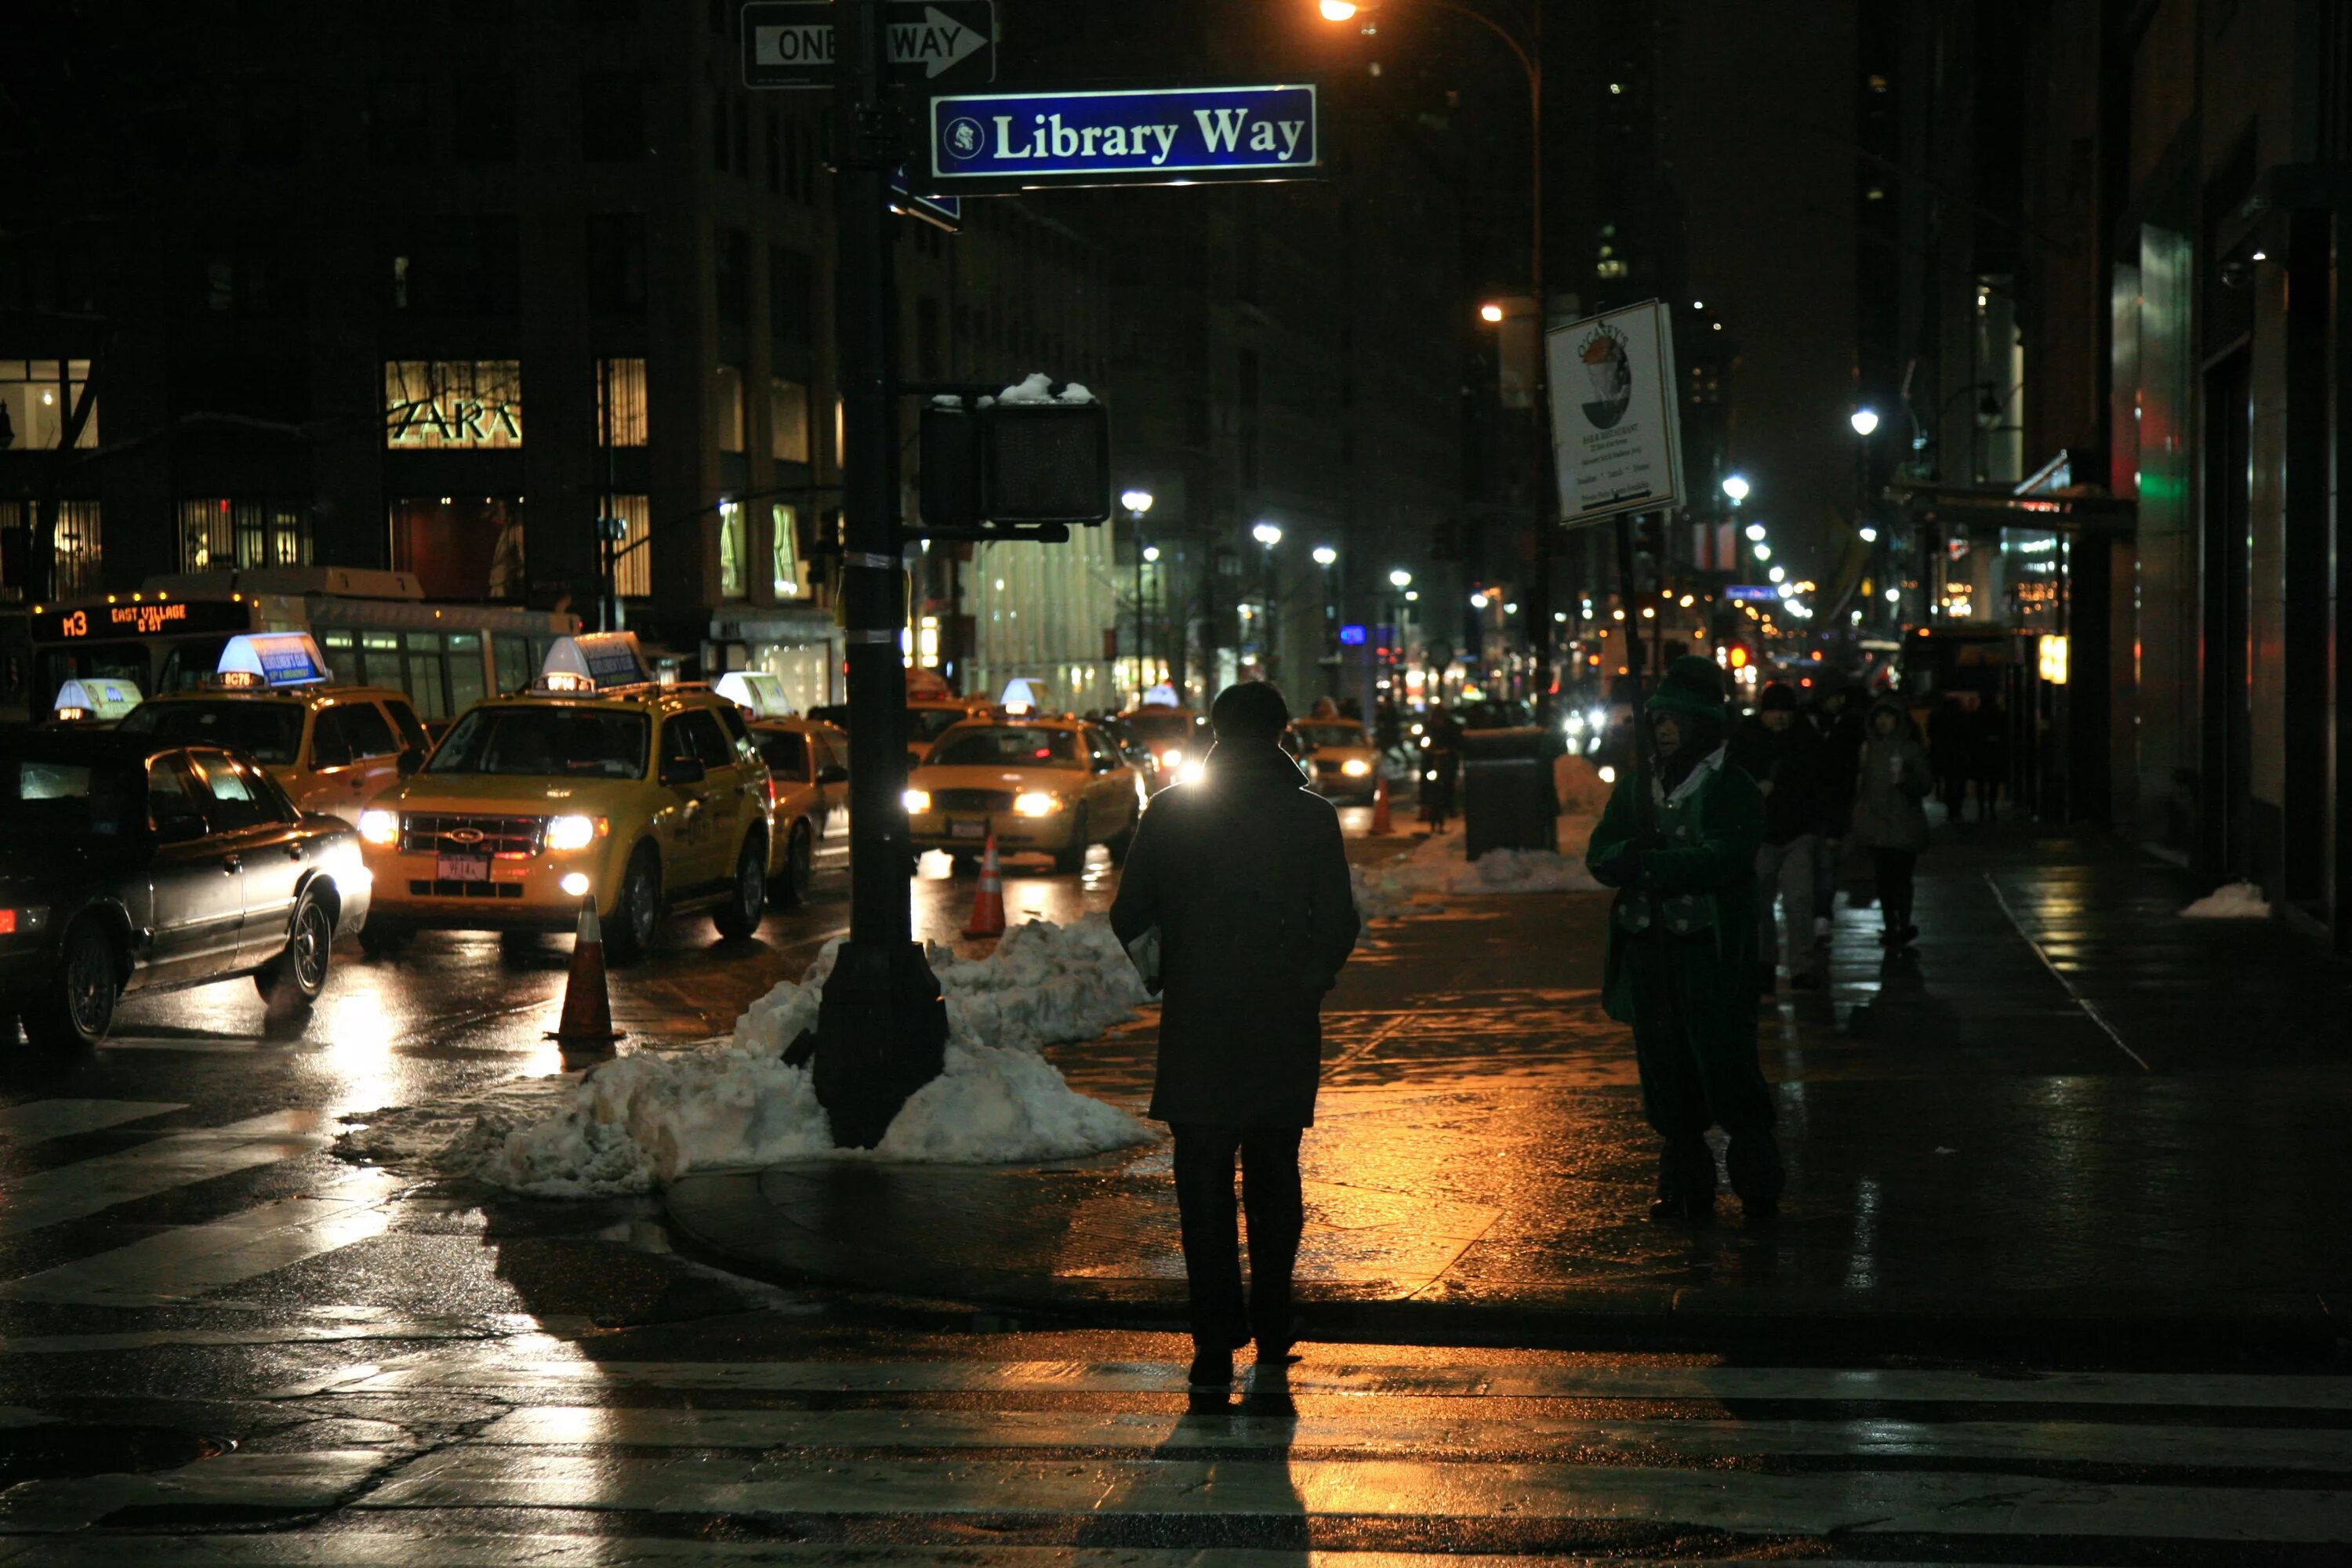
1287, 714, 1381, 803
115, 633, 429, 824
745, 713, 849, 906
352, 633, 774, 960
903, 713, 1145, 873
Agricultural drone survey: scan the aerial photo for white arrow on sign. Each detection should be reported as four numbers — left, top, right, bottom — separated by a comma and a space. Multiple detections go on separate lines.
887, 6, 988, 79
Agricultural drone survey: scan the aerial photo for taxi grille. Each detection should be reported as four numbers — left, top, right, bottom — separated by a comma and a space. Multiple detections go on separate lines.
931, 788, 1015, 813
399, 812, 544, 857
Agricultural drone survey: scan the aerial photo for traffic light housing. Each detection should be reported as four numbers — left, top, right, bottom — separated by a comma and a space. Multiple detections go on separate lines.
918, 396, 1112, 538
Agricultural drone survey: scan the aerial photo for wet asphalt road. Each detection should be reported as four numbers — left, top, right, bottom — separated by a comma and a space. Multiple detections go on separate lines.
3, 808, 2350, 1559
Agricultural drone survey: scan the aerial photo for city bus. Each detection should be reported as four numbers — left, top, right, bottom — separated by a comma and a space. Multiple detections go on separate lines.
24, 567, 579, 730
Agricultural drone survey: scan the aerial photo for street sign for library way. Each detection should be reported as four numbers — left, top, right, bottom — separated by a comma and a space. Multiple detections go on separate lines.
742, 1, 996, 89
927, 83, 1321, 190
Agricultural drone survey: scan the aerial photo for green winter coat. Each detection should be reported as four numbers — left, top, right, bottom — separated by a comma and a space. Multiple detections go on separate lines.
1584, 750, 1766, 1043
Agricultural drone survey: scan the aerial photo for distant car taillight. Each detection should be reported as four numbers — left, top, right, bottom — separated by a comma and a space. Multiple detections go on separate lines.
0, 910, 14, 935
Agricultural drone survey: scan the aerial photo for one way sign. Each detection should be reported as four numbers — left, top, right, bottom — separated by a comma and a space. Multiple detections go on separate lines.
742, 1, 996, 90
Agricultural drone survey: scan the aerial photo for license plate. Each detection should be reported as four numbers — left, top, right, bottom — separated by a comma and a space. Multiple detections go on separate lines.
437, 852, 491, 883
949, 820, 985, 840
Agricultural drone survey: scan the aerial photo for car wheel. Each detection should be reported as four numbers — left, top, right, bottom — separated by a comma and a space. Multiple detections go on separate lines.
25, 919, 118, 1051
605, 843, 662, 963
714, 830, 768, 938
255, 889, 334, 1011
771, 821, 816, 909
358, 921, 411, 959
1052, 807, 1090, 874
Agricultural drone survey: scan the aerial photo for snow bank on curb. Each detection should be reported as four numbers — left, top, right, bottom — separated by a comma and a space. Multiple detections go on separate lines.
1353, 817, 1603, 914
2180, 880, 2270, 920
339, 913, 1156, 1198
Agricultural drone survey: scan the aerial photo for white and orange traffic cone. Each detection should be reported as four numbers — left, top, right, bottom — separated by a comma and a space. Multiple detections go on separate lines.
963, 832, 1007, 938
1370, 771, 1394, 835
547, 896, 623, 1052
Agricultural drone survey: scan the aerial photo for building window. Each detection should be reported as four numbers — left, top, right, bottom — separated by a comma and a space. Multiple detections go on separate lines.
0, 360, 98, 450
453, 76, 517, 162
384, 361, 524, 448
609, 493, 652, 597
769, 378, 808, 462
717, 226, 751, 322
177, 499, 310, 572
718, 499, 747, 599
597, 358, 648, 446
389, 496, 526, 602
586, 213, 647, 313
771, 503, 801, 597
581, 74, 646, 161
367, 78, 429, 163
770, 245, 814, 350
0, 500, 101, 600
713, 365, 746, 452
379, 216, 519, 313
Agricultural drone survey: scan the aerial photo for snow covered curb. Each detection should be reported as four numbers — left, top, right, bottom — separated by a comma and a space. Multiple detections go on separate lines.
338, 914, 1156, 1198
1352, 817, 1602, 918
2180, 880, 2270, 920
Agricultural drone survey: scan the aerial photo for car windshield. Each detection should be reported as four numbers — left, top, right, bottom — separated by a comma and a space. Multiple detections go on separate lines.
1123, 711, 1196, 743
757, 731, 809, 775
927, 727, 1083, 768
1294, 722, 1367, 750
426, 706, 648, 778
909, 708, 968, 743
0, 756, 143, 837
119, 699, 304, 764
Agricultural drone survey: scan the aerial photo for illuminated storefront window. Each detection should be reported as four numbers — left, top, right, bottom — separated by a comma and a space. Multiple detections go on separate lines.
389, 495, 526, 601
383, 361, 523, 448
771, 503, 801, 598
713, 365, 746, 453
0, 360, 99, 449
0, 499, 102, 599
178, 499, 311, 572
769, 378, 808, 462
611, 494, 652, 598
718, 498, 747, 599
596, 358, 648, 446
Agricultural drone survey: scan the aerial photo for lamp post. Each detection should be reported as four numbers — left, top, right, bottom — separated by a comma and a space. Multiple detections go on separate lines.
1252, 521, 1283, 683
1312, 544, 1340, 697
1122, 488, 1154, 698
1327, 0, 1552, 703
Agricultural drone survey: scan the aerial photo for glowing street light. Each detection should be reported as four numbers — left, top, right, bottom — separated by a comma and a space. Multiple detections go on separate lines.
1252, 521, 1282, 548
1849, 408, 1881, 437
1768, 564, 1787, 583
1120, 489, 1155, 514
1478, 302, 1505, 324
1319, 0, 1359, 18
1142, 545, 1161, 562
1470, 592, 1490, 609
1312, 545, 1338, 567
1858, 526, 1878, 543
1388, 568, 1412, 589
1744, 521, 1767, 542
1753, 543, 1771, 561
1721, 474, 1751, 503
1885, 586, 1902, 603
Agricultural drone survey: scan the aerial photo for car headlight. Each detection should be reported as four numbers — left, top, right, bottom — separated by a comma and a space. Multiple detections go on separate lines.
1160, 746, 1185, 769
358, 808, 399, 848
1180, 758, 1207, 785
1013, 791, 1060, 818
545, 814, 603, 852
1598, 764, 1618, 785
902, 789, 931, 815
1341, 758, 1371, 777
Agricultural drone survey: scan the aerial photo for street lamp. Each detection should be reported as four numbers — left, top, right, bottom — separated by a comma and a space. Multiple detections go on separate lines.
1477, 301, 1505, 323
1252, 521, 1282, 548
1388, 568, 1411, 589
1849, 408, 1881, 437
1857, 527, 1877, 544
1744, 521, 1766, 542
1312, 544, 1338, 567
1318, 0, 1357, 19
1721, 474, 1751, 504
1120, 488, 1155, 514
1124, 490, 1156, 699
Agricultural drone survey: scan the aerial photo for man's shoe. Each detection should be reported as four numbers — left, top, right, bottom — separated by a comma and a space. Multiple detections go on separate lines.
1647, 1189, 1715, 1222
1186, 1349, 1232, 1388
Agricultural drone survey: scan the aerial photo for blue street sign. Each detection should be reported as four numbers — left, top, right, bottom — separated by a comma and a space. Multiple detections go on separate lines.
1723, 584, 1778, 602
889, 167, 960, 231
926, 83, 1321, 190
1338, 623, 1367, 647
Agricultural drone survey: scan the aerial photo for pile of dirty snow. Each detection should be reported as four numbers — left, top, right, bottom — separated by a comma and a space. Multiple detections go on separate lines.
339, 913, 1156, 1199
1350, 862, 1415, 925
1356, 818, 1604, 906
2179, 880, 2270, 920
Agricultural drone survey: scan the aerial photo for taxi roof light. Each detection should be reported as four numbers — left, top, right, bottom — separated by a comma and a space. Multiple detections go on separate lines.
51, 677, 143, 722
213, 632, 329, 689
535, 632, 653, 694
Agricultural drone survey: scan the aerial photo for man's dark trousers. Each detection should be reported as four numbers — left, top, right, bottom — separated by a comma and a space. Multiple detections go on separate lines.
1171, 1123, 1303, 1354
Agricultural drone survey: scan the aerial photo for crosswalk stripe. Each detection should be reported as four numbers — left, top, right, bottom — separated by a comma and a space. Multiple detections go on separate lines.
0, 1168, 397, 1306
307, 1352, 2352, 1410
0, 1109, 332, 1239
0, 1450, 390, 1534
470, 1403, 2352, 1472
0, 1099, 184, 1148
359, 1446, 2352, 1543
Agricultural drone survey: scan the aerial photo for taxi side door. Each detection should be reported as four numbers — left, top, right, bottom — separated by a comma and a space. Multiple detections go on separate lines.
305, 700, 405, 823
1081, 726, 1138, 831
139, 750, 248, 989
685, 706, 761, 879
655, 709, 746, 888
183, 749, 309, 969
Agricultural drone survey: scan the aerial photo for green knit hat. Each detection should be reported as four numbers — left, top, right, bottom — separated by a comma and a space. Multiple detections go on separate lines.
1646, 654, 1728, 720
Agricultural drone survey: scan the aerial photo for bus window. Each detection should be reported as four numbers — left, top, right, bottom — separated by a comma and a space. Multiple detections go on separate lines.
405, 631, 448, 720
447, 631, 486, 713
34, 644, 151, 706
319, 630, 359, 685
494, 633, 531, 695
359, 631, 401, 691
154, 636, 235, 693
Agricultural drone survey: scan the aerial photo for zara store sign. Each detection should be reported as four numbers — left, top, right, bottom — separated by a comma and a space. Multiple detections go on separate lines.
384, 361, 524, 448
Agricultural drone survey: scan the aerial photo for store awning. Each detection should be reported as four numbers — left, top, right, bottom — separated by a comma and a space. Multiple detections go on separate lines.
1886, 480, 2136, 535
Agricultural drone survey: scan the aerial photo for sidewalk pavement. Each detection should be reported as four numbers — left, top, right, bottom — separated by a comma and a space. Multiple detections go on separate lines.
666, 820, 2352, 1358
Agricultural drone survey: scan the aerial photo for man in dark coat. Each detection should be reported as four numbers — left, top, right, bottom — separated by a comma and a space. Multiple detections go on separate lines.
1806, 683, 1865, 925
1587, 655, 1785, 1221
1109, 681, 1359, 1388
1729, 682, 1825, 993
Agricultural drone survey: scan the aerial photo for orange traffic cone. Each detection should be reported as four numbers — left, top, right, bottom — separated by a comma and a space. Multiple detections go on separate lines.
547, 896, 622, 1051
1370, 771, 1394, 835
963, 833, 1007, 938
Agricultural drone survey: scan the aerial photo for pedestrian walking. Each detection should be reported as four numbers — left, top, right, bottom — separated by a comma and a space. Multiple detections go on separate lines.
1587, 655, 1785, 1223
1926, 693, 1972, 820
1970, 697, 2008, 823
1730, 682, 1824, 993
1806, 682, 1864, 933
1853, 696, 1932, 948
1419, 702, 1461, 833
1109, 681, 1359, 1390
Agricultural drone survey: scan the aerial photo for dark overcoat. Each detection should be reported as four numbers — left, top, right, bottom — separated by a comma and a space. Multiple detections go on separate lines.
1109, 741, 1359, 1127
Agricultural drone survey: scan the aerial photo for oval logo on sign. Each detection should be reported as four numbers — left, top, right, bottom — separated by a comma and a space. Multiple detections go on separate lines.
943, 118, 984, 160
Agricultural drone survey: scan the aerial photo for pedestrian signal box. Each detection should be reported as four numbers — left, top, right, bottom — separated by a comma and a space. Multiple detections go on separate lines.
918, 394, 1110, 538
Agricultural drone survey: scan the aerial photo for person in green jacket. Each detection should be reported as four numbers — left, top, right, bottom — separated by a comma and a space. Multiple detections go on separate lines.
1587, 655, 1786, 1221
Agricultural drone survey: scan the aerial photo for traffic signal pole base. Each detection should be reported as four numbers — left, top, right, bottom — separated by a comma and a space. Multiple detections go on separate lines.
811, 938, 949, 1149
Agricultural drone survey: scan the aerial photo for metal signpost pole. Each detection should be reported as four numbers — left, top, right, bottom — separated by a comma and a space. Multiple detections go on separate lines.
809, 0, 946, 1147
